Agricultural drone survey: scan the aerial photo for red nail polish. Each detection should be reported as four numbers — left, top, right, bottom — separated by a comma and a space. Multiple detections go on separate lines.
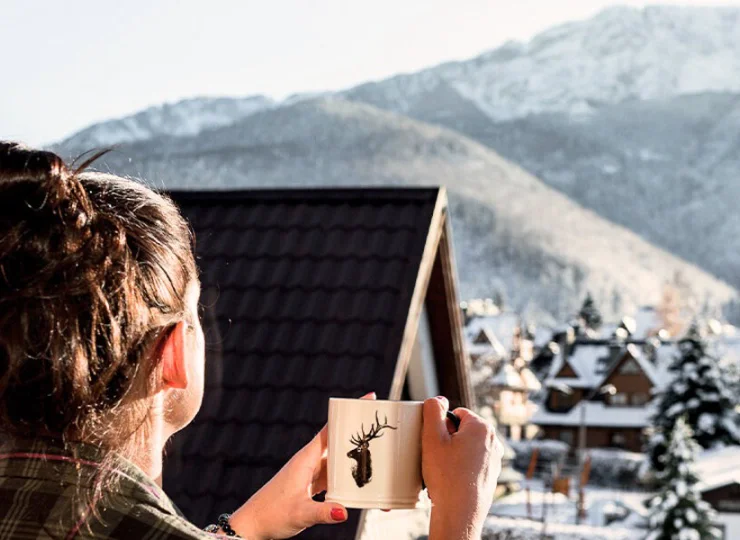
331, 507, 346, 522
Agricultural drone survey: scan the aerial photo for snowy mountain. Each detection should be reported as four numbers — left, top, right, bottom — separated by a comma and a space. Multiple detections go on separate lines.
336, 6, 740, 297
56, 99, 739, 323
345, 81, 740, 294
343, 5, 740, 120
51, 4, 740, 321
58, 5, 740, 147
58, 95, 275, 152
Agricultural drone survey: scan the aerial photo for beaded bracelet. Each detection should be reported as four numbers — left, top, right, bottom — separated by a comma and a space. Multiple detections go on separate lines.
204, 513, 241, 537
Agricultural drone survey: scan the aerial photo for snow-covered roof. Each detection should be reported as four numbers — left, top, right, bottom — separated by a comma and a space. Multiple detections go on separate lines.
632, 306, 662, 339
466, 312, 520, 350
466, 319, 510, 361
491, 363, 525, 388
533, 326, 554, 348
695, 445, 740, 492
519, 367, 542, 392
547, 343, 610, 385
547, 377, 594, 389
531, 401, 654, 428
546, 339, 678, 395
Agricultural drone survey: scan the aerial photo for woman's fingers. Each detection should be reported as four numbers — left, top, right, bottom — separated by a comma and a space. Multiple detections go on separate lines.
422, 396, 451, 441
300, 502, 348, 526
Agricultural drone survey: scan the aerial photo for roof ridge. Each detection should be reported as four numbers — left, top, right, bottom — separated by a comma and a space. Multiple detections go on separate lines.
199, 223, 422, 233
204, 253, 413, 263
169, 187, 441, 202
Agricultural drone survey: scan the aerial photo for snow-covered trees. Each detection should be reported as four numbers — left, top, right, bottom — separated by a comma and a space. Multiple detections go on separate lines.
648, 324, 740, 469
578, 293, 603, 331
646, 417, 720, 540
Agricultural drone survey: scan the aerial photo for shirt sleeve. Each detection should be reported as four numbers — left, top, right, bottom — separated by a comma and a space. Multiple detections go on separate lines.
102, 502, 232, 540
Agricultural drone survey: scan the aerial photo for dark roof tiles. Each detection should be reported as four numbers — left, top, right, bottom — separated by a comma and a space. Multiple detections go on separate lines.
163, 188, 439, 537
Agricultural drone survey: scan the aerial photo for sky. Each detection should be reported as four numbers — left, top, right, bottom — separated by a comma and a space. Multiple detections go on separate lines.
2, 0, 738, 145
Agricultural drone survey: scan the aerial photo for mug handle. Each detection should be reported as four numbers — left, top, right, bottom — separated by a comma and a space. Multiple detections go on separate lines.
421, 411, 461, 491
445, 410, 461, 432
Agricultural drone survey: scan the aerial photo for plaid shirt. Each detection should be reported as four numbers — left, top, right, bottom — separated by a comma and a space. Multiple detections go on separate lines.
0, 438, 226, 539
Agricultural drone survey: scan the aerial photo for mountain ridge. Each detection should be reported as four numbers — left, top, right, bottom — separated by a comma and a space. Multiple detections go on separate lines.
58, 98, 739, 324
58, 5, 740, 151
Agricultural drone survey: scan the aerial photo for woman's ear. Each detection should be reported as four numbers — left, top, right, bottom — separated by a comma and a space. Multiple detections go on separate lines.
161, 322, 189, 390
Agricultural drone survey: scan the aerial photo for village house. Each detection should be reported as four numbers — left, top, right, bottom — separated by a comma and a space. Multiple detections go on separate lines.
693, 446, 740, 538
487, 325, 542, 442
531, 326, 673, 453
463, 314, 543, 444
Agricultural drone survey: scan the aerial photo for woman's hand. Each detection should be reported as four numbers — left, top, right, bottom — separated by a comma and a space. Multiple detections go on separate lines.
227, 392, 375, 539
422, 396, 504, 540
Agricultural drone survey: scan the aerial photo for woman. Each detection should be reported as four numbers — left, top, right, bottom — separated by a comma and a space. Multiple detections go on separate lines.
0, 141, 502, 539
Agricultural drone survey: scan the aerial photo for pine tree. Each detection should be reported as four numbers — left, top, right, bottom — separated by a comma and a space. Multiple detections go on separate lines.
648, 323, 740, 470
492, 289, 506, 311
646, 417, 721, 540
578, 293, 603, 330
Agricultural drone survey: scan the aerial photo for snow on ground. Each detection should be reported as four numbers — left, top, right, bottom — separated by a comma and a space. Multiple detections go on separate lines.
490, 480, 651, 538
484, 516, 637, 540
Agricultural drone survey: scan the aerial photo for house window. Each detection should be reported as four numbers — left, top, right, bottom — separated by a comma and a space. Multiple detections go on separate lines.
619, 358, 641, 375
559, 430, 574, 445
610, 432, 626, 448
631, 392, 650, 406
550, 390, 577, 411
610, 393, 628, 406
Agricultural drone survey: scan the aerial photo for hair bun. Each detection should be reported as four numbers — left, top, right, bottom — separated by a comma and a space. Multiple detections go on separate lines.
0, 141, 95, 233
0, 141, 67, 184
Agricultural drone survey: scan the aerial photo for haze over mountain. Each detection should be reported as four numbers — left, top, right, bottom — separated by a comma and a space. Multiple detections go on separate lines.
54, 5, 740, 322
56, 99, 737, 324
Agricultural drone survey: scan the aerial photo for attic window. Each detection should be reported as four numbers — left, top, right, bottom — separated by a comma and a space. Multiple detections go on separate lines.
474, 330, 491, 345
619, 358, 641, 375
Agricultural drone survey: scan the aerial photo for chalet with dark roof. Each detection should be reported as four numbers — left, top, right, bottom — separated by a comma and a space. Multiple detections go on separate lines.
532, 331, 674, 452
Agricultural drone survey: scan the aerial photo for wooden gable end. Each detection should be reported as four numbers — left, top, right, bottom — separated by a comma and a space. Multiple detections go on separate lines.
603, 351, 653, 391
555, 362, 577, 379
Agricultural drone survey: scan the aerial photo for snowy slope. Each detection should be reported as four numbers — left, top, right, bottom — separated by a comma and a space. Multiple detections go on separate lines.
58, 95, 275, 152
59, 99, 739, 323
59, 6, 740, 150
344, 5, 740, 120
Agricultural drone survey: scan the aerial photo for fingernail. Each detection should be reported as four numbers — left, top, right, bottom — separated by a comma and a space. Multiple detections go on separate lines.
362, 392, 376, 399
435, 396, 448, 405
331, 507, 347, 522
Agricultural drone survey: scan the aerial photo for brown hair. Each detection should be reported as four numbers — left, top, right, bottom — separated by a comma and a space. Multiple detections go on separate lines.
0, 141, 197, 452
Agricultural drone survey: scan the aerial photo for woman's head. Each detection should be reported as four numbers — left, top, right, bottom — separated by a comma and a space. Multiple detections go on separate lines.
0, 142, 204, 451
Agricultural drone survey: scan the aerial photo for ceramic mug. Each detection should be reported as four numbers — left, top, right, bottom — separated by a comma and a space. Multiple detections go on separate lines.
325, 398, 461, 509
325, 398, 424, 509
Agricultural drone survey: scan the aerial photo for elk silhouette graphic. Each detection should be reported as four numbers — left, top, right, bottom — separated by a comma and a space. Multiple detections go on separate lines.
347, 411, 397, 488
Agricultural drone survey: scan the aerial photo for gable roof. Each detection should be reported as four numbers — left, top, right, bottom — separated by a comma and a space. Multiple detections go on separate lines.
545, 337, 678, 393
696, 446, 740, 493
162, 187, 472, 538
547, 343, 611, 386
601, 344, 662, 388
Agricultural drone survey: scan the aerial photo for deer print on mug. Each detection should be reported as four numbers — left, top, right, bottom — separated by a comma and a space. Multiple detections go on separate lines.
347, 410, 397, 488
